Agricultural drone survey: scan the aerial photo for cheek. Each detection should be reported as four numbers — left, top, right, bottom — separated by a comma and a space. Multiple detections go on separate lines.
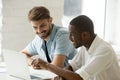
46, 24, 50, 30
75, 37, 81, 44
75, 39, 79, 44
69, 36, 73, 42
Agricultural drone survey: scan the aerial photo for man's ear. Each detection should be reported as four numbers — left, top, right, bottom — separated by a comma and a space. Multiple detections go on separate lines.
49, 17, 53, 23
81, 32, 88, 37
81, 32, 90, 40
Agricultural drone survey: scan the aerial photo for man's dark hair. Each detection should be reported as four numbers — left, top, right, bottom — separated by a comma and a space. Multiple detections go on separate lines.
28, 6, 50, 21
70, 15, 94, 34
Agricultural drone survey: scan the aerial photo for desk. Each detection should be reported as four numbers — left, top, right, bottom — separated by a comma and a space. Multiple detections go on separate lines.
0, 62, 57, 80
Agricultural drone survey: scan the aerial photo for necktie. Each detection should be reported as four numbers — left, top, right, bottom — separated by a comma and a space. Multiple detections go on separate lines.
44, 41, 51, 63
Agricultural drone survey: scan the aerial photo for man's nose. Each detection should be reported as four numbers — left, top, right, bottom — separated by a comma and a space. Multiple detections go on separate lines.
36, 27, 41, 33
69, 36, 74, 42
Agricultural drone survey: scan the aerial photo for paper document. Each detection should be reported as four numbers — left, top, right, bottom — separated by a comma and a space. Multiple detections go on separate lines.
29, 67, 57, 79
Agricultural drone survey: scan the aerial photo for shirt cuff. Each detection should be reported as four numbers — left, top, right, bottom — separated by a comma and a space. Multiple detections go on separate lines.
75, 67, 90, 80
69, 60, 77, 71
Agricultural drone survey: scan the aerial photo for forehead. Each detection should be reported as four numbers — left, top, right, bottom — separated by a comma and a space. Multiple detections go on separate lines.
69, 25, 76, 32
30, 19, 48, 26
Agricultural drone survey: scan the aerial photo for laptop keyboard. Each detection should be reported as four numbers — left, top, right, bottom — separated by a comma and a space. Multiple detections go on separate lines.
30, 75, 43, 80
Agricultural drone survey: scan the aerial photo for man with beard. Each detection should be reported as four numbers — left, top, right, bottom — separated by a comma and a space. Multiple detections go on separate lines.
21, 6, 76, 68
31, 15, 120, 80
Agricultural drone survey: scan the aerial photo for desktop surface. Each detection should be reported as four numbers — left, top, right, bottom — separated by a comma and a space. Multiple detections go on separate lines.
0, 62, 56, 80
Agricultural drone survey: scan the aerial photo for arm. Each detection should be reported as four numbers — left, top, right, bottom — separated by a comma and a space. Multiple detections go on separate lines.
21, 49, 33, 66
47, 63, 83, 80
51, 31, 76, 68
64, 65, 73, 71
32, 58, 83, 80
51, 54, 66, 67
54, 65, 74, 80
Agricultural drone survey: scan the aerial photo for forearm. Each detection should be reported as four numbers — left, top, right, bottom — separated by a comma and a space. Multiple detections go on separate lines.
32, 58, 83, 80
64, 65, 73, 71
21, 50, 33, 65
46, 63, 83, 80
51, 61, 64, 68
50, 54, 66, 68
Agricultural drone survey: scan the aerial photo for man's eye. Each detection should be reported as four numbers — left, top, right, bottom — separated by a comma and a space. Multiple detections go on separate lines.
34, 27, 37, 29
71, 35, 74, 39
41, 25, 46, 28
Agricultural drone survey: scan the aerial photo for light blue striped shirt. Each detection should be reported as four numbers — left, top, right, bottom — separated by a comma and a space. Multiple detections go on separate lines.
25, 24, 77, 66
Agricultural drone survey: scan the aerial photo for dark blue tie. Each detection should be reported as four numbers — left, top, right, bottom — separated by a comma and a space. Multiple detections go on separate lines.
44, 41, 51, 63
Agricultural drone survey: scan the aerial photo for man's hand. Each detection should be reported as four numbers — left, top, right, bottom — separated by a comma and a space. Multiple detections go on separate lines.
54, 76, 65, 80
31, 58, 47, 69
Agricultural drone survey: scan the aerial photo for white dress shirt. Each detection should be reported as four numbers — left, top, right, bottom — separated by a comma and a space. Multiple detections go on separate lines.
69, 36, 120, 80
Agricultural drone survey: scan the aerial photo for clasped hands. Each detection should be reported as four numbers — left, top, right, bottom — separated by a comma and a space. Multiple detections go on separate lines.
30, 58, 47, 69
30, 58, 65, 80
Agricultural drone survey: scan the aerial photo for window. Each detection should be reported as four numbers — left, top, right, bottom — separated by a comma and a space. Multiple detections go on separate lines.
0, 0, 3, 62
62, 0, 82, 28
63, 0, 120, 54
104, 0, 120, 53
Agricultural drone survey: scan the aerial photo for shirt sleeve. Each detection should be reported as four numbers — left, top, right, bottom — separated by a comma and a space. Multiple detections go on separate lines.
25, 36, 39, 56
75, 49, 113, 80
69, 47, 83, 71
54, 32, 76, 57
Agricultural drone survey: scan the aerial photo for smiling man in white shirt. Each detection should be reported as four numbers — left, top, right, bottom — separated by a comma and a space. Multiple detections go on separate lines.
31, 15, 120, 80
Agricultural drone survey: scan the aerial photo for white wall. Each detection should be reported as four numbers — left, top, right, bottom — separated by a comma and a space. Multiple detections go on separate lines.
0, 0, 2, 61
82, 0, 105, 38
2, 0, 63, 51
105, 0, 120, 46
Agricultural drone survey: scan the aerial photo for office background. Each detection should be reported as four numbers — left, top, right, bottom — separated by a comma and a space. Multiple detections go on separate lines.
2, 0, 64, 51
0, 0, 120, 61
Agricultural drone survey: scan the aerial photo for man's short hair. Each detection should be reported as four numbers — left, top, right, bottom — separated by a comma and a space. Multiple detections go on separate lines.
70, 15, 94, 34
28, 6, 50, 21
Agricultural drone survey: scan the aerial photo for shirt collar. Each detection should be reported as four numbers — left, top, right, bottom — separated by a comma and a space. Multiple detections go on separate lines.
88, 35, 101, 55
40, 24, 57, 46
47, 24, 57, 42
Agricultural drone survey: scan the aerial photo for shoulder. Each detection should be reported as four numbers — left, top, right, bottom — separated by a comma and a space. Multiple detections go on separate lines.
33, 35, 42, 41
98, 37, 113, 51
94, 36, 115, 56
55, 26, 69, 37
32, 35, 43, 45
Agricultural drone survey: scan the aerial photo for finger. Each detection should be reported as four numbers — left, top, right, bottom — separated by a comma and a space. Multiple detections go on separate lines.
31, 59, 39, 66
59, 76, 65, 80
31, 59, 41, 68
34, 64, 41, 69
31, 59, 36, 65
34, 66, 41, 69
54, 76, 59, 80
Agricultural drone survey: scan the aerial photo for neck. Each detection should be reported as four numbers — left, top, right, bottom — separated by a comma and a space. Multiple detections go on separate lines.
44, 24, 53, 42
44, 38, 48, 42
85, 34, 96, 50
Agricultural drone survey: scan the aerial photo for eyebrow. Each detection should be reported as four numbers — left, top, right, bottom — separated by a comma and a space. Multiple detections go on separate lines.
40, 23, 46, 27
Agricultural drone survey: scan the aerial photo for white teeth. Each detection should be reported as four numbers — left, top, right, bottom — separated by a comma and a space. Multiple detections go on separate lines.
41, 31, 45, 34
40, 32, 44, 34
40, 31, 45, 36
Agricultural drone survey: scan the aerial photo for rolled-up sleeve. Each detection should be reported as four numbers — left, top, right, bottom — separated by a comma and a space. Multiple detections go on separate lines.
69, 49, 83, 71
74, 50, 112, 80
75, 67, 90, 80
69, 49, 91, 80
25, 42, 37, 56
25, 36, 40, 56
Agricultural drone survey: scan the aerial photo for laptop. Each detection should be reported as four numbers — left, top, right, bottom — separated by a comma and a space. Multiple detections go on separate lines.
3, 49, 44, 80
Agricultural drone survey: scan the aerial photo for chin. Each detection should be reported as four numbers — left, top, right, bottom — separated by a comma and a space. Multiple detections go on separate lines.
39, 36, 46, 39
75, 46, 79, 48
75, 45, 82, 48
74, 45, 79, 48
